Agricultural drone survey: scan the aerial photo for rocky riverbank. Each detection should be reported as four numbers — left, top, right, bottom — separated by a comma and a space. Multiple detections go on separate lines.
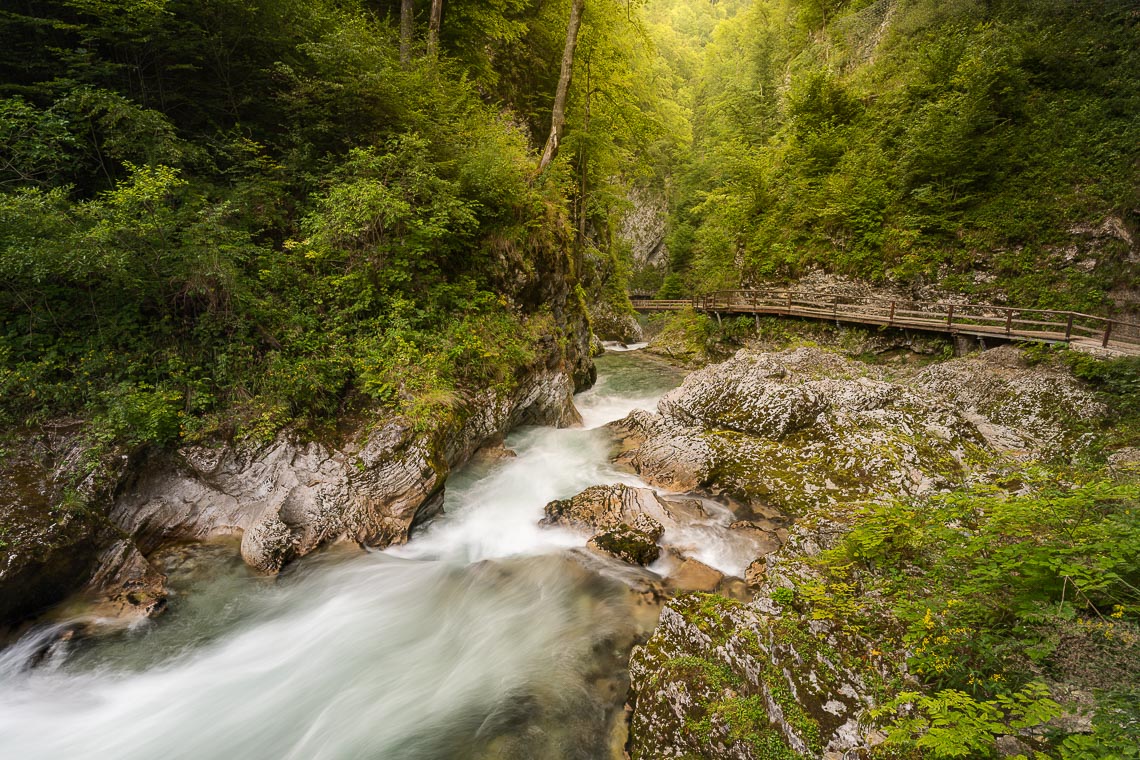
624, 343, 1140, 757
542, 339, 1126, 758
0, 340, 590, 635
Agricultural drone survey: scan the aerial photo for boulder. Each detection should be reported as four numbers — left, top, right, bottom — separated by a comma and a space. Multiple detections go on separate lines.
665, 558, 724, 593
541, 483, 686, 533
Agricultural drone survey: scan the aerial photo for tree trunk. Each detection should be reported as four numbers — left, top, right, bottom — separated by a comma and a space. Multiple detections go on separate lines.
400, 0, 415, 64
577, 57, 592, 244
427, 0, 443, 57
538, 0, 586, 173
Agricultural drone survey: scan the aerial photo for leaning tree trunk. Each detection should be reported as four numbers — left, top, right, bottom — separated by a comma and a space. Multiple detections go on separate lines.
400, 0, 415, 64
427, 0, 444, 56
538, 0, 586, 173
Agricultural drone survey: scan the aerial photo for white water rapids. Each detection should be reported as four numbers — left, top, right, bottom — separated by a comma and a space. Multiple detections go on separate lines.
0, 349, 751, 759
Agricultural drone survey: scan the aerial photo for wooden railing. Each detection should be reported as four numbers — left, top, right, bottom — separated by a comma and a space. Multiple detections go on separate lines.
630, 289, 1140, 353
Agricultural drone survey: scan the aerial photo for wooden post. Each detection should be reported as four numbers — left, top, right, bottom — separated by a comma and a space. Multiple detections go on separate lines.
1102, 320, 1113, 348
1005, 309, 1013, 335
833, 296, 838, 322
785, 292, 792, 315
888, 301, 895, 327
1065, 314, 1074, 340
947, 305, 955, 328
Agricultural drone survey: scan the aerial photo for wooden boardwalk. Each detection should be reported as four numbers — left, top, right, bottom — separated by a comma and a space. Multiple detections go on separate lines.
631, 289, 1140, 356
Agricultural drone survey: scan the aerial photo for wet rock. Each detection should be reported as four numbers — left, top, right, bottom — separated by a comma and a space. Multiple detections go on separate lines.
541, 483, 685, 533
83, 540, 168, 623
665, 558, 724, 593
588, 515, 663, 566
0, 437, 133, 626
729, 521, 784, 556
744, 558, 767, 589
107, 368, 584, 576
469, 441, 519, 466
2, 360, 590, 629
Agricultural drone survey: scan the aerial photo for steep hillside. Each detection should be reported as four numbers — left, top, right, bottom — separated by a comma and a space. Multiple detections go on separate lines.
643, 0, 1139, 314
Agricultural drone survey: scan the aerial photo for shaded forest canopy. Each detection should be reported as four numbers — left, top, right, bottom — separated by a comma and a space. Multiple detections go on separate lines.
1, 0, 1138, 445
640, 0, 1139, 313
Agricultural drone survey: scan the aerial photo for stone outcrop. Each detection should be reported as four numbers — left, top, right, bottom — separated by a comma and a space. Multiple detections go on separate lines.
619, 185, 669, 270
590, 302, 644, 344
587, 515, 664, 565
116, 367, 582, 577
542, 483, 692, 534
0, 430, 137, 626
615, 346, 1104, 515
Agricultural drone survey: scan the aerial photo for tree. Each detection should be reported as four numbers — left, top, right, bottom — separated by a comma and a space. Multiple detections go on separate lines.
401, 0, 415, 63
538, 0, 586, 173
427, 0, 444, 57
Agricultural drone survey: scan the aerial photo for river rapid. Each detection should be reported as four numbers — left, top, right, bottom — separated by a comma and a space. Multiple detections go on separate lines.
0, 349, 739, 759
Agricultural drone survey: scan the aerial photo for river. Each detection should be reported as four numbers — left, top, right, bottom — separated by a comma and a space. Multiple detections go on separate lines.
0, 348, 741, 759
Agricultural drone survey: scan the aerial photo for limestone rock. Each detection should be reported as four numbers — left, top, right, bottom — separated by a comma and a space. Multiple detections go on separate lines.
744, 558, 767, 588
618, 345, 1105, 515
590, 302, 643, 344
619, 185, 669, 269
665, 558, 724, 593
82, 539, 168, 623
0, 434, 133, 625
0, 361, 588, 629
111, 368, 583, 576
1108, 447, 1140, 478
913, 344, 1105, 457
627, 593, 888, 759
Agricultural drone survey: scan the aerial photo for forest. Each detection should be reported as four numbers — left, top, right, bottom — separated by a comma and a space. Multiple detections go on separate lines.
639, 0, 1138, 313
3, 0, 1137, 444
0, 0, 668, 445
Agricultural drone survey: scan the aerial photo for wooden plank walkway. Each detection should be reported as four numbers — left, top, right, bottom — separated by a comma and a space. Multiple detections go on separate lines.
631, 289, 1140, 356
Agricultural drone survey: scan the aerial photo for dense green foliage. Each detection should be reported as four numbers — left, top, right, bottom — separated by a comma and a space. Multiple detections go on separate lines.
0, 0, 634, 445
795, 473, 1140, 757
641, 0, 1139, 311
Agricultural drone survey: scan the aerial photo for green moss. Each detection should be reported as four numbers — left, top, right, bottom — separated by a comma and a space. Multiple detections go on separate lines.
765, 679, 823, 755
591, 524, 660, 564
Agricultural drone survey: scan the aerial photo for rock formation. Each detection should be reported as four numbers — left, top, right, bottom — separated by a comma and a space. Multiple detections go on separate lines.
622, 344, 1109, 758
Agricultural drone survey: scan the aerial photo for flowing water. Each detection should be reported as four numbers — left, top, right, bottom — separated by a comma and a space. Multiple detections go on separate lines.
0, 350, 735, 760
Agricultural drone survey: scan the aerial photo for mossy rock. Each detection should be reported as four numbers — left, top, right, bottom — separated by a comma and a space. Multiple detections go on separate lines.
588, 519, 662, 565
